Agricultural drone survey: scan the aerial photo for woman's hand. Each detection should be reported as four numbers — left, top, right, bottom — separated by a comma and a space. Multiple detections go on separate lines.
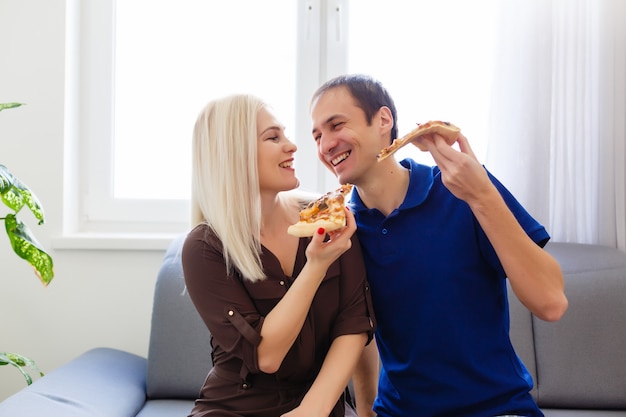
304, 207, 356, 271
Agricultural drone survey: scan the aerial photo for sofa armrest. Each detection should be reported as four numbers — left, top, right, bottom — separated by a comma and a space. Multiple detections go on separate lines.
0, 347, 148, 417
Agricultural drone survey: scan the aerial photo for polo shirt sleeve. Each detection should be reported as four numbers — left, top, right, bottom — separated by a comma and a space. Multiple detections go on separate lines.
182, 226, 263, 373
477, 169, 551, 276
331, 235, 377, 344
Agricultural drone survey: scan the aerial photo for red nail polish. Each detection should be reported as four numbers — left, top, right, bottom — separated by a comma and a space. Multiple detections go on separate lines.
317, 227, 325, 235
346, 206, 350, 211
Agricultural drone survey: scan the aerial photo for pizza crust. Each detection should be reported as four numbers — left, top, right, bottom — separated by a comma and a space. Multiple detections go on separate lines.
287, 218, 346, 237
377, 120, 461, 161
287, 184, 352, 237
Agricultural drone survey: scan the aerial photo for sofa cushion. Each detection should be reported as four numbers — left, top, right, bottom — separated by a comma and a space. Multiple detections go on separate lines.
135, 399, 194, 417
543, 410, 626, 416
0, 347, 147, 417
146, 234, 212, 399
535, 242, 626, 409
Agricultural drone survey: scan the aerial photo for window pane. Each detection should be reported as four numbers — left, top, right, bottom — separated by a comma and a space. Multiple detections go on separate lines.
113, 0, 297, 199
347, 0, 497, 165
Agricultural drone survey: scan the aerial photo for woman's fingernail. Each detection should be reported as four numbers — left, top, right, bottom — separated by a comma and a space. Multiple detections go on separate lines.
317, 227, 325, 235
346, 206, 350, 211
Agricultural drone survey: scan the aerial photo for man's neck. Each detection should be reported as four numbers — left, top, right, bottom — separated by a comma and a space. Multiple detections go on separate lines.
355, 159, 410, 217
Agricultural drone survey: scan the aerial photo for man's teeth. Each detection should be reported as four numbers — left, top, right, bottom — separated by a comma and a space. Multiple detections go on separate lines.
331, 152, 350, 166
279, 161, 293, 168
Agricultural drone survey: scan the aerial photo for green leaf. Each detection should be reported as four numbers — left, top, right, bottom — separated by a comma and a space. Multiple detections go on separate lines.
0, 164, 16, 194
5, 214, 54, 285
0, 352, 44, 385
0, 102, 24, 112
0, 165, 45, 224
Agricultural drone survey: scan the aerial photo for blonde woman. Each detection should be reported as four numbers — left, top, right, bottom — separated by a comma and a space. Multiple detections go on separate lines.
182, 94, 376, 417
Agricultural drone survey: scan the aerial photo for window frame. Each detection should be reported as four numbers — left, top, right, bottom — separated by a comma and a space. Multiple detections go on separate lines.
72, 0, 347, 239
66, 0, 493, 248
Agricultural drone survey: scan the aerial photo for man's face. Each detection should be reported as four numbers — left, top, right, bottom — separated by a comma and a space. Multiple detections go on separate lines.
311, 87, 390, 185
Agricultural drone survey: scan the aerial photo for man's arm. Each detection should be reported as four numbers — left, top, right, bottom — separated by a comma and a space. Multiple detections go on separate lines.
424, 134, 568, 321
352, 338, 379, 417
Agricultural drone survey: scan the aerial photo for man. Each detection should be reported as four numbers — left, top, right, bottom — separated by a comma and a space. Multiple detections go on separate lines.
310, 74, 568, 417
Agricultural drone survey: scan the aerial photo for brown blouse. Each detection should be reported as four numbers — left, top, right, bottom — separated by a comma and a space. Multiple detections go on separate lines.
182, 224, 375, 417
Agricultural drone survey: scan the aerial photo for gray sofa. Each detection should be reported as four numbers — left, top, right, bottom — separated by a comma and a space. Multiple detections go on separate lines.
1, 235, 626, 416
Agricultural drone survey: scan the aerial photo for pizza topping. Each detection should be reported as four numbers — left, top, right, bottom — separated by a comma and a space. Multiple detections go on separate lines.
287, 184, 353, 237
299, 184, 351, 224
377, 120, 461, 161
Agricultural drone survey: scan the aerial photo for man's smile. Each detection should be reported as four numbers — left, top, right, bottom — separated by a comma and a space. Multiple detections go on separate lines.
331, 151, 350, 166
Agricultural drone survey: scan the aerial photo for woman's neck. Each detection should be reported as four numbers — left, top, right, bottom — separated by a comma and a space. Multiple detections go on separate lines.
260, 192, 298, 237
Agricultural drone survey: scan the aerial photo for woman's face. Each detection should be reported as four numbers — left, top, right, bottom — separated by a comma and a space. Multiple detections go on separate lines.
256, 106, 299, 193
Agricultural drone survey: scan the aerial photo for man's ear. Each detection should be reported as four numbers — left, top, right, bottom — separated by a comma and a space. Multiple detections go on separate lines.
377, 106, 394, 140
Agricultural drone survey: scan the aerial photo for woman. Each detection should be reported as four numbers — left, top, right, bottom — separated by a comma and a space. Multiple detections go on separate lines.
182, 94, 376, 417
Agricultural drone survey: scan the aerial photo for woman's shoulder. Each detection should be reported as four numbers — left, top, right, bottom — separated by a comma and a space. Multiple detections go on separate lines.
184, 223, 222, 252
187, 222, 212, 238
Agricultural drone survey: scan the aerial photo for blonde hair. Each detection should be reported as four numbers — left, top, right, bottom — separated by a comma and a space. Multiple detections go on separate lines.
191, 94, 266, 282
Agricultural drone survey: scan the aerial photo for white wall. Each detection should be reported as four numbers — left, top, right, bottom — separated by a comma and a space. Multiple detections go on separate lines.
0, 0, 167, 399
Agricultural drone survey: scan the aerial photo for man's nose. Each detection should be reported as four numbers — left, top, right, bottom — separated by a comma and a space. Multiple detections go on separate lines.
319, 133, 336, 154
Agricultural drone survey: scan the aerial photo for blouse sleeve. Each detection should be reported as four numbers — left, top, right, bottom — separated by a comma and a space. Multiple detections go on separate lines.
331, 234, 377, 344
181, 225, 263, 373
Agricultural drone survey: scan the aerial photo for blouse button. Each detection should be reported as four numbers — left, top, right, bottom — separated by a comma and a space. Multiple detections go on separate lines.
242, 383, 249, 389
381, 228, 388, 235
228, 310, 234, 316
279, 280, 285, 286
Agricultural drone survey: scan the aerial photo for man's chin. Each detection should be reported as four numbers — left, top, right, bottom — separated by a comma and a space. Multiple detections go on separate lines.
335, 171, 352, 186
325, 161, 353, 184
322, 161, 340, 177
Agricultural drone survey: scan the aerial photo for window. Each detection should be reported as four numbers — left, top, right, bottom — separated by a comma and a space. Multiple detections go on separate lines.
347, 0, 497, 164
75, 0, 496, 238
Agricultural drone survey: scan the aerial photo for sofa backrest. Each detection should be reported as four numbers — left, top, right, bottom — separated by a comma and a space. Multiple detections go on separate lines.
145, 233, 212, 399
510, 241, 626, 409
148, 236, 626, 408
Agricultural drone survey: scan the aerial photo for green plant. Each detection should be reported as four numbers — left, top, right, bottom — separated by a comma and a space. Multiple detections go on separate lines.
0, 353, 44, 386
0, 102, 54, 385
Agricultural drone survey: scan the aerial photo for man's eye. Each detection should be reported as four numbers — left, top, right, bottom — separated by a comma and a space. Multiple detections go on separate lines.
332, 122, 344, 130
313, 134, 321, 142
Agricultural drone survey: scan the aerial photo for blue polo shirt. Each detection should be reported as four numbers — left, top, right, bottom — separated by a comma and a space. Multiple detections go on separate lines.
349, 159, 548, 417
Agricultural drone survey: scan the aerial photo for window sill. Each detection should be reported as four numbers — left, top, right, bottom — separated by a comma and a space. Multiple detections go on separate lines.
51, 232, 182, 251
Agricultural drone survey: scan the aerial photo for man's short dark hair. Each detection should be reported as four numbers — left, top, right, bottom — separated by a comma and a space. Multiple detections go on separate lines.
312, 74, 398, 143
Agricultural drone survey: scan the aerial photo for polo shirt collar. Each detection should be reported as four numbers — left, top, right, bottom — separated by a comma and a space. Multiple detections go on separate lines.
349, 158, 435, 213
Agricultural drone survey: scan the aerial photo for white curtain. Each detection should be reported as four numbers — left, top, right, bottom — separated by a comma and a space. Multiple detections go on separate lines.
485, 0, 626, 250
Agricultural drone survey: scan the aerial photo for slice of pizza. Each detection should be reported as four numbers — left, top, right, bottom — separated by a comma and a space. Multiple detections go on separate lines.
377, 120, 461, 161
287, 184, 353, 237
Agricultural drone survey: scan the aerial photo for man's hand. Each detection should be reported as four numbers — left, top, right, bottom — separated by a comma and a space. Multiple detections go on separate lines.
421, 133, 496, 205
